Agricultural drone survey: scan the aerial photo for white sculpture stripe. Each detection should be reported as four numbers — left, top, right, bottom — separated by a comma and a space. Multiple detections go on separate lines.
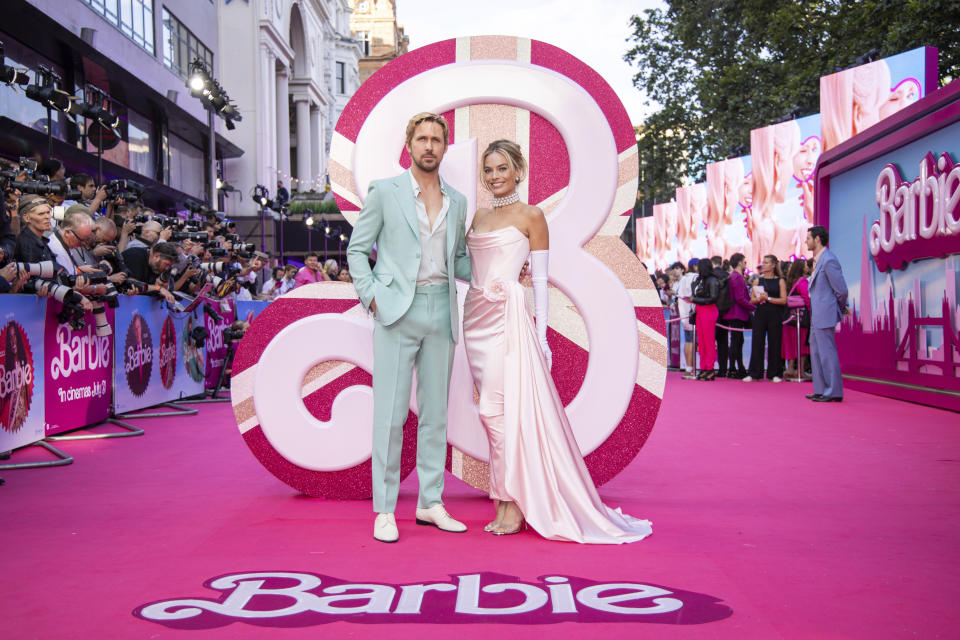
332, 182, 362, 209
618, 145, 638, 163
330, 132, 355, 169
300, 361, 355, 399
516, 108, 530, 203
637, 320, 668, 347
636, 353, 666, 398
518, 38, 532, 63
455, 37, 470, 63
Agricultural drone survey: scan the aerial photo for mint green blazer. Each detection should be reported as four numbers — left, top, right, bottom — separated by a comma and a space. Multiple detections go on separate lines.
346, 172, 471, 341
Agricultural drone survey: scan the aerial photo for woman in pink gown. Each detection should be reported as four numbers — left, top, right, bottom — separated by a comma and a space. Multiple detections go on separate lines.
462, 140, 652, 543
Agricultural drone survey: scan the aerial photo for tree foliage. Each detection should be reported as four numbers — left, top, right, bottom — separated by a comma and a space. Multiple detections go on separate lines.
625, 0, 960, 204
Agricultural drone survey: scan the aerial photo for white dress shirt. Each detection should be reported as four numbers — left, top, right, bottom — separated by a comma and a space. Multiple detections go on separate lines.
47, 231, 78, 276
409, 170, 450, 286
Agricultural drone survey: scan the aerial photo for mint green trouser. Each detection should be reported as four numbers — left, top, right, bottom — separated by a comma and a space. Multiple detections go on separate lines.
371, 284, 454, 513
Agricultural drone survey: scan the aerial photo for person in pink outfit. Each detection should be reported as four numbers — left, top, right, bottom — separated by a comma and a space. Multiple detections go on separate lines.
293, 252, 329, 288
462, 139, 652, 543
782, 260, 811, 379
690, 259, 720, 380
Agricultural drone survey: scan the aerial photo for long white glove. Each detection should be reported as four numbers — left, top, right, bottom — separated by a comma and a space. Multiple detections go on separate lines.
530, 250, 552, 369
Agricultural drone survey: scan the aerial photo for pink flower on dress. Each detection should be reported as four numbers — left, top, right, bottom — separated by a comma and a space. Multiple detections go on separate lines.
482, 278, 509, 302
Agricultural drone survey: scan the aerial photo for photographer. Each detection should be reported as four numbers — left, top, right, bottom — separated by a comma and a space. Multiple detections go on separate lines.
0, 170, 17, 263
46, 209, 96, 277
75, 216, 128, 287
124, 220, 169, 251
37, 158, 65, 182
121, 240, 177, 304
65, 173, 107, 212
261, 266, 285, 299
14, 194, 61, 265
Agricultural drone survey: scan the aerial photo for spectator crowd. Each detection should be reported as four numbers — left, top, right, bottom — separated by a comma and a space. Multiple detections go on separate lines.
652, 243, 820, 384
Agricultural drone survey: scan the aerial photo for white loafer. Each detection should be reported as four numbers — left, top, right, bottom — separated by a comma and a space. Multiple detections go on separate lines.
374, 513, 399, 543
415, 504, 467, 533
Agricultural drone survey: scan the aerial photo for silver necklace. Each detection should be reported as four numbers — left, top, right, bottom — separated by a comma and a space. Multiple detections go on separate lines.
491, 192, 520, 208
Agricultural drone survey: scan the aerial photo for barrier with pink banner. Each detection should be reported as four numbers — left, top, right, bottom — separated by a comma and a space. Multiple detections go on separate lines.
203, 300, 235, 389
114, 297, 206, 414
44, 302, 114, 436
0, 296, 46, 453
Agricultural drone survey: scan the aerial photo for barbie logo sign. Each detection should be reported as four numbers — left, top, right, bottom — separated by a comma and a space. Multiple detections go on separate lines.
135, 571, 732, 628
49, 325, 111, 380
868, 152, 960, 271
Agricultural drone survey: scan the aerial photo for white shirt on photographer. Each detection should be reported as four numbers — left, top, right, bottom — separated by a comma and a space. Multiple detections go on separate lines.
47, 231, 78, 276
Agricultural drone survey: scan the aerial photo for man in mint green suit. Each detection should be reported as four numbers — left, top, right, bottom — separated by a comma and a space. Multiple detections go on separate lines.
347, 113, 471, 543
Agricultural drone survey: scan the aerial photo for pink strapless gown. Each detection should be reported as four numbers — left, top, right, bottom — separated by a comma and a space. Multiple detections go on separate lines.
463, 226, 652, 544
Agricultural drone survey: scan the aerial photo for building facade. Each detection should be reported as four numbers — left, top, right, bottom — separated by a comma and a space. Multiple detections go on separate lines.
0, 0, 239, 212
219, 0, 362, 219
349, 0, 408, 85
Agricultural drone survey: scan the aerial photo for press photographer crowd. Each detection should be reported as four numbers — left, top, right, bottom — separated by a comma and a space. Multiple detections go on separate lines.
0, 154, 351, 337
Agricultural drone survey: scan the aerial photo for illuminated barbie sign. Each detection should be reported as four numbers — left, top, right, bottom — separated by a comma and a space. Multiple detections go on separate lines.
868, 152, 960, 271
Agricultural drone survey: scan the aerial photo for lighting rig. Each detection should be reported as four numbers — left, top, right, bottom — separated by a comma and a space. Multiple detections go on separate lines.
187, 59, 241, 130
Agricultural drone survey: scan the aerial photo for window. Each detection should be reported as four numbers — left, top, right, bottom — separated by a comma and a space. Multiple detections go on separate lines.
127, 109, 154, 179
0, 37, 68, 142
357, 31, 370, 56
336, 61, 345, 94
80, 0, 155, 54
161, 8, 213, 80
167, 133, 205, 199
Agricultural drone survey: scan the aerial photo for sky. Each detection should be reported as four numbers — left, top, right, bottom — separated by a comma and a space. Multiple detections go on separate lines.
394, 0, 666, 125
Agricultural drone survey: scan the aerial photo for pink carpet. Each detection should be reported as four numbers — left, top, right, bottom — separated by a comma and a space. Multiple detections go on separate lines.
2, 375, 958, 638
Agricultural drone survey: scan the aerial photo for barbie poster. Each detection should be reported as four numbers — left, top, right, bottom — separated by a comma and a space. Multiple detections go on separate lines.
820, 47, 937, 153
705, 156, 752, 262
675, 183, 708, 264
748, 115, 822, 262
652, 201, 679, 271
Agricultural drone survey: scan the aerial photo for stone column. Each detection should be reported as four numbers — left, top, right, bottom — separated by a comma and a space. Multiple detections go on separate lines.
276, 67, 291, 192
310, 104, 321, 190
295, 97, 312, 190
258, 44, 274, 187
264, 49, 277, 189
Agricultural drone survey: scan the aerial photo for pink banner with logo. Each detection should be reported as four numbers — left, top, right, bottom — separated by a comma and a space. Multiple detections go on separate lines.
44, 301, 113, 436
204, 300, 235, 389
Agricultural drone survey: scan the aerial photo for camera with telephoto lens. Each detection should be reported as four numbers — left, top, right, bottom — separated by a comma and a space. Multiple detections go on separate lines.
5, 178, 80, 200
21, 279, 87, 331
171, 231, 207, 242
104, 179, 144, 203
61, 270, 109, 287
119, 278, 150, 295
207, 247, 229, 258
189, 325, 208, 348
223, 326, 245, 343
14, 260, 59, 279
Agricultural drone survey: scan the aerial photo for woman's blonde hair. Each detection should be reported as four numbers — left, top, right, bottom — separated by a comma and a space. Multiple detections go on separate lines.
480, 139, 528, 191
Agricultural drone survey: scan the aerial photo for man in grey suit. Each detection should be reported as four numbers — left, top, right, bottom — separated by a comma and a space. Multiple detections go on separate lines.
805, 225, 848, 402
347, 112, 471, 543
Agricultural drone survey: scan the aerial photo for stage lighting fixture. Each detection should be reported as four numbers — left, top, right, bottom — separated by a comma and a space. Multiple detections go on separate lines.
216, 178, 223, 190
25, 84, 74, 112
252, 184, 270, 208
188, 73, 205, 93
0, 41, 29, 86
339, 233, 347, 243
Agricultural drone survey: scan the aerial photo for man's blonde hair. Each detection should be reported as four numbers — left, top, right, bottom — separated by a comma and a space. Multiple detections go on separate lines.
405, 112, 449, 148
